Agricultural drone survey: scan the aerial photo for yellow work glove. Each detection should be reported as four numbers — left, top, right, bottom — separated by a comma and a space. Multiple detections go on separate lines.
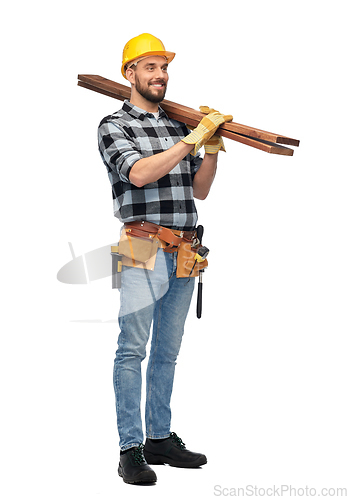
182, 110, 232, 156
199, 106, 233, 154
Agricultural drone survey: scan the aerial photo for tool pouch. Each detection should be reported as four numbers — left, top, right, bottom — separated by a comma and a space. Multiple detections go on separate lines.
117, 222, 208, 276
176, 240, 208, 278
118, 228, 159, 270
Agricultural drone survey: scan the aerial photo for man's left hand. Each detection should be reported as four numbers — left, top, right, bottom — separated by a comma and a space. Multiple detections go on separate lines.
199, 106, 233, 154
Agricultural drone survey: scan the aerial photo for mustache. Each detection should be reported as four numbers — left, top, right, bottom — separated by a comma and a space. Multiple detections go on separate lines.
149, 79, 167, 86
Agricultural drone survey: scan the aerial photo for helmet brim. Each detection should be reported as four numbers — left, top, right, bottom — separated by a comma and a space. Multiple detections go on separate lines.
122, 51, 175, 79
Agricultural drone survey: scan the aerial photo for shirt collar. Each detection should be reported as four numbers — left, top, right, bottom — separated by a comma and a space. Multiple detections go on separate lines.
122, 100, 168, 121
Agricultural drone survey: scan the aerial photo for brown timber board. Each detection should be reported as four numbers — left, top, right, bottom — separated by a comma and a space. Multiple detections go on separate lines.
167, 112, 293, 156
78, 74, 298, 156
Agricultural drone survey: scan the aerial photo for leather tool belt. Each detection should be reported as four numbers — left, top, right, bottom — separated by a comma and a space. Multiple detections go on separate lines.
124, 220, 196, 251
118, 220, 208, 278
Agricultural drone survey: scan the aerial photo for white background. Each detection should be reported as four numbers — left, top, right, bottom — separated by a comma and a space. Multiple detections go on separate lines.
1, 1, 347, 498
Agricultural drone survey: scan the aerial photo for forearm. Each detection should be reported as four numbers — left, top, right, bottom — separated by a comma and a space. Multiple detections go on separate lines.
129, 141, 193, 187
193, 153, 218, 200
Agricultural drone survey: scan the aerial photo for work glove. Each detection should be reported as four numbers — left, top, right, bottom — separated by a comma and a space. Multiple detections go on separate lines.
199, 106, 233, 154
182, 109, 232, 155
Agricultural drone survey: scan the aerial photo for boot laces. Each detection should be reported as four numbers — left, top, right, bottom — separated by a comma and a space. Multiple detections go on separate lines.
132, 444, 146, 465
170, 432, 186, 450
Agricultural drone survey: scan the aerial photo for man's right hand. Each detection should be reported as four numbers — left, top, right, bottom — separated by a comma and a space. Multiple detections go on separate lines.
182, 110, 232, 155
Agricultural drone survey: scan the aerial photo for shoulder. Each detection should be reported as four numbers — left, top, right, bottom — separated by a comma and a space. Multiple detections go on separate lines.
98, 102, 140, 138
98, 106, 127, 129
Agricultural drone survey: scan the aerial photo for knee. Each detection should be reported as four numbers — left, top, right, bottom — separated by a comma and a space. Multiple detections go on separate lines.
116, 338, 148, 363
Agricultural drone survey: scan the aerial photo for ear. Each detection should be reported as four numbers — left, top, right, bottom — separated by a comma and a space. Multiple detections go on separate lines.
125, 67, 136, 85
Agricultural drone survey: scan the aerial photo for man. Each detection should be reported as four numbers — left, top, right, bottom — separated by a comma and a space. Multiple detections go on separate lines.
98, 33, 231, 485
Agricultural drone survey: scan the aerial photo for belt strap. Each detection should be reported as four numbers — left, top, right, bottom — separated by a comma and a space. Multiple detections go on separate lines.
124, 221, 195, 251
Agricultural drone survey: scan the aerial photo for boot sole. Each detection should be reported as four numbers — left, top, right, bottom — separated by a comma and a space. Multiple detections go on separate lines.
144, 450, 207, 468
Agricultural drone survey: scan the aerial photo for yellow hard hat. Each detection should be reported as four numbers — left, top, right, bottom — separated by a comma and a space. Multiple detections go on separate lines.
121, 33, 175, 79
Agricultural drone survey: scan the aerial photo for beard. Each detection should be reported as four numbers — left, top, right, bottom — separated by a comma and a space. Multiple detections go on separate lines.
134, 74, 167, 103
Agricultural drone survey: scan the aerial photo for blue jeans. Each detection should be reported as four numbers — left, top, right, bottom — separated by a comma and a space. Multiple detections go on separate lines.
113, 248, 195, 451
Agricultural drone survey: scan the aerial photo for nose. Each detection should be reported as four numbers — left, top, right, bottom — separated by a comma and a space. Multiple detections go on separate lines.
153, 66, 167, 80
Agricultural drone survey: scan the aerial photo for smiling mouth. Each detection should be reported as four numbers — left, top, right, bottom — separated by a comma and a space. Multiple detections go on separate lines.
149, 81, 166, 89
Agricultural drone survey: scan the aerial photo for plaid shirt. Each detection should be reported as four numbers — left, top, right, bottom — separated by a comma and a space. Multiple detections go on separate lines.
98, 100, 203, 231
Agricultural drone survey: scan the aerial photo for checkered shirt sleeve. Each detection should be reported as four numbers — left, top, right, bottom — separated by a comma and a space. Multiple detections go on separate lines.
98, 100, 203, 231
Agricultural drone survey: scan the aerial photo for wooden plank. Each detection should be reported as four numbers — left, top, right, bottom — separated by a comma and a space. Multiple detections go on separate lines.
78, 74, 299, 146
78, 74, 298, 155
167, 111, 293, 156
160, 98, 300, 147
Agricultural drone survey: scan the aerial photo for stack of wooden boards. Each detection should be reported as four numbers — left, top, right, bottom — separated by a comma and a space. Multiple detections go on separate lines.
77, 74, 300, 156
